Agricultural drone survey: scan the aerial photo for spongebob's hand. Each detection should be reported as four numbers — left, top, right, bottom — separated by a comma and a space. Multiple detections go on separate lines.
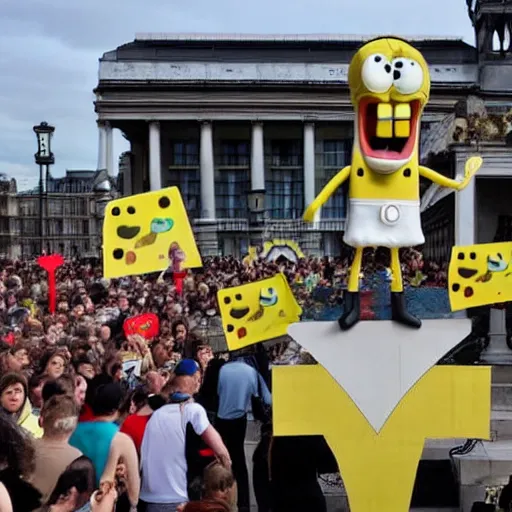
303, 204, 318, 223
458, 156, 483, 191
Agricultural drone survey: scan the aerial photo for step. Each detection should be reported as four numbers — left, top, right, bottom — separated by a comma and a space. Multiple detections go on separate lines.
492, 383, 512, 411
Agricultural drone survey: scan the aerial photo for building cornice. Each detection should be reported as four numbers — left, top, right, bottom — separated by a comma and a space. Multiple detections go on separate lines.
98, 61, 478, 85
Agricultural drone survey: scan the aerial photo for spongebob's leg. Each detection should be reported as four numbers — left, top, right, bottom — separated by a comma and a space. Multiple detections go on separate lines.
339, 247, 363, 330
390, 247, 421, 328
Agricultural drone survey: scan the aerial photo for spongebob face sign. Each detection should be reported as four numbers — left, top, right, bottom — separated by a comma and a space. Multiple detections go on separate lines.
217, 273, 302, 350
103, 187, 202, 278
448, 241, 512, 310
348, 37, 430, 175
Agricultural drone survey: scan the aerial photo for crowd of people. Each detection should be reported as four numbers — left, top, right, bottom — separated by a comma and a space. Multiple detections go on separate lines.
0, 248, 449, 512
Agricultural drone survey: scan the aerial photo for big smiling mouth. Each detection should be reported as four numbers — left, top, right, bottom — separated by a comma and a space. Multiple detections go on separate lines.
359, 99, 420, 161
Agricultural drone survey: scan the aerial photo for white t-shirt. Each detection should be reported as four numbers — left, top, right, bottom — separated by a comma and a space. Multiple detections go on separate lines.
140, 402, 210, 504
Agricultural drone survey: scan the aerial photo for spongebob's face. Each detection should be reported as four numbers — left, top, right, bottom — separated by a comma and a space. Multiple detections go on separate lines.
348, 38, 430, 174
102, 187, 202, 278
217, 274, 302, 351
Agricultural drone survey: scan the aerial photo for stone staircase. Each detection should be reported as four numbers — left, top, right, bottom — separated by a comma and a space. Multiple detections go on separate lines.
453, 365, 512, 511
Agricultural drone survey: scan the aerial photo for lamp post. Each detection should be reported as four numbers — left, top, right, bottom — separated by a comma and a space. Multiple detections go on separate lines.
33, 122, 55, 254
247, 189, 266, 250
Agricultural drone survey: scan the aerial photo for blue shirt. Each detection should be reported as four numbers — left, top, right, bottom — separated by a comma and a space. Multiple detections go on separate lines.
217, 361, 272, 420
69, 421, 119, 485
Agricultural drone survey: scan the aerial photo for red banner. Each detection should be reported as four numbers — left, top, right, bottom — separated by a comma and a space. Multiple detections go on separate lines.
123, 313, 159, 341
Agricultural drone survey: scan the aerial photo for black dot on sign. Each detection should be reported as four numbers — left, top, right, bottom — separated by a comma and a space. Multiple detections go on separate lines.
235, 294, 242, 301
393, 70, 401, 80
374, 56, 382, 62
357, 168, 364, 177
113, 248, 124, 260
112, 207, 120, 216
452, 283, 460, 292
224, 297, 231, 305
385, 64, 392, 73
159, 196, 171, 209
410, 62, 415, 66
395, 61, 403, 68
457, 252, 465, 260
127, 206, 136, 214
464, 286, 474, 298
227, 325, 234, 333
470, 252, 476, 260
403, 168, 411, 177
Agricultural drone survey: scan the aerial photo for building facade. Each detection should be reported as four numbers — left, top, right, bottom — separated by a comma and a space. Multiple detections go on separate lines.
16, 169, 116, 258
94, 32, 482, 257
0, 176, 21, 259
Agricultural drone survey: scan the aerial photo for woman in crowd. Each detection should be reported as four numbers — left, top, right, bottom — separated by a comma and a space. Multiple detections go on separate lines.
0, 371, 42, 437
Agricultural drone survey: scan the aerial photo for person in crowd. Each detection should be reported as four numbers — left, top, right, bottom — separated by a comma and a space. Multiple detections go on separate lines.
140, 359, 231, 512
69, 382, 140, 509
215, 355, 271, 512
0, 372, 43, 437
39, 350, 68, 381
0, 413, 42, 511
28, 373, 48, 417
41, 455, 96, 512
31, 394, 83, 503
75, 374, 88, 409
119, 386, 154, 455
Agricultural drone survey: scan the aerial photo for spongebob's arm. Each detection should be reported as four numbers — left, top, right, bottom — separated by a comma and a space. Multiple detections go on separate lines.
419, 166, 461, 190
303, 166, 351, 222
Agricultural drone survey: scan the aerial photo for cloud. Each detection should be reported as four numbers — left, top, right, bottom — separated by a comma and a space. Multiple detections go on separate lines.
0, 0, 475, 188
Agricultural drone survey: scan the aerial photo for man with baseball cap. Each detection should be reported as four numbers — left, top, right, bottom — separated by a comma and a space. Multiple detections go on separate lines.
140, 359, 231, 512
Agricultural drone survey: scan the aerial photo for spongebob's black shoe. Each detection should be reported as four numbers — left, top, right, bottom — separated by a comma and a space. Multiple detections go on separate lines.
339, 291, 360, 330
391, 292, 421, 329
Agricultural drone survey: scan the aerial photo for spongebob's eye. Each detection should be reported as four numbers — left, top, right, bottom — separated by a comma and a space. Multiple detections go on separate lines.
361, 54, 393, 93
392, 58, 423, 95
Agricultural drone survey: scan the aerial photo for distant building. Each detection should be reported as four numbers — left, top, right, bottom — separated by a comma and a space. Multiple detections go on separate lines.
0, 176, 21, 259
16, 169, 116, 258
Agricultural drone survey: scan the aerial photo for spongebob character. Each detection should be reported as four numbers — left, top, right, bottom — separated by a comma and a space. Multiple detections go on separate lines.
103, 187, 202, 278
303, 37, 482, 330
217, 274, 302, 350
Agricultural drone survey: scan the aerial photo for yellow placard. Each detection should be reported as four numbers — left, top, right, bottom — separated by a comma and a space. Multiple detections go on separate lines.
217, 273, 302, 350
448, 241, 512, 311
273, 364, 490, 512
102, 187, 202, 278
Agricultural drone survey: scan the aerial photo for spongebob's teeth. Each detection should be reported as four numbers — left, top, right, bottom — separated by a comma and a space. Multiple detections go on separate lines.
394, 103, 411, 138
376, 103, 393, 139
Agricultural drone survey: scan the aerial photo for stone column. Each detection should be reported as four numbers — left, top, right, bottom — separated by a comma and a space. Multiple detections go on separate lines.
199, 121, 216, 220
148, 121, 162, 191
251, 122, 265, 191
105, 122, 114, 176
97, 121, 107, 171
303, 122, 320, 226
196, 121, 218, 256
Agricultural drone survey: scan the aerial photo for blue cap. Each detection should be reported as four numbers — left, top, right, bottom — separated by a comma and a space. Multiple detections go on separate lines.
174, 359, 200, 376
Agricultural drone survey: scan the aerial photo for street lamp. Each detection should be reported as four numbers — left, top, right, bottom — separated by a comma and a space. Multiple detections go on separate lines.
33, 122, 55, 254
247, 189, 266, 249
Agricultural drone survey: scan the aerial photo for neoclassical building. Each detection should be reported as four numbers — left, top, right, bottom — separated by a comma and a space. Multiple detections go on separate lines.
94, 0, 512, 262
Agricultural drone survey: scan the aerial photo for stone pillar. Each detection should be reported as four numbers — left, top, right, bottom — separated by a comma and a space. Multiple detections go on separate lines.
251, 122, 265, 191
195, 121, 218, 256
148, 121, 162, 191
303, 122, 319, 222
199, 121, 216, 220
105, 122, 114, 176
97, 121, 107, 171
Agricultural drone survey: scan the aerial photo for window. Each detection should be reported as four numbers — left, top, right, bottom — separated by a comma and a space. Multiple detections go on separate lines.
266, 140, 303, 219
171, 142, 199, 167
168, 141, 201, 219
219, 141, 250, 167
271, 140, 301, 167
318, 140, 350, 219
215, 170, 250, 219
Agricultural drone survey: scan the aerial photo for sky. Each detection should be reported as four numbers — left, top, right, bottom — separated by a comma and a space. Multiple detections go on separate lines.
0, 0, 475, 190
